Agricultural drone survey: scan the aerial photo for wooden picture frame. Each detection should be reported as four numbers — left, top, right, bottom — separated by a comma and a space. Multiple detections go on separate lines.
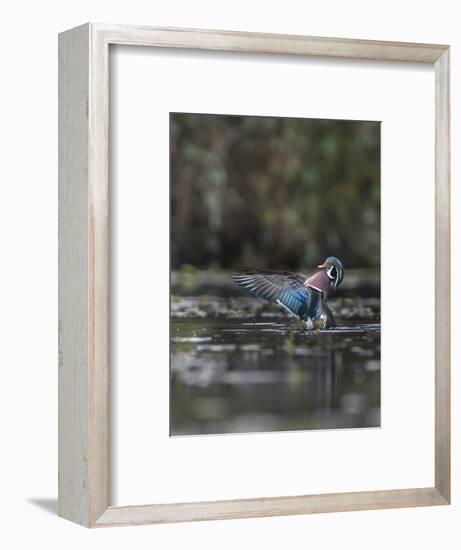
58, 23, 450, 527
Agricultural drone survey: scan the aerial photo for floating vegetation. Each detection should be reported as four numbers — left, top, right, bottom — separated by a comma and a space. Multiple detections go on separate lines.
171, 295, 380, 324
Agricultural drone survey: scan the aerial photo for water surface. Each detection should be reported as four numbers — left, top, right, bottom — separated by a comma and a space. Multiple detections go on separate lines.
170, 295, 380, 436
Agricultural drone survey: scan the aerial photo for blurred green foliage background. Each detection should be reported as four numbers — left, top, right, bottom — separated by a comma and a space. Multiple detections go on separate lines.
170, 112, 380, 271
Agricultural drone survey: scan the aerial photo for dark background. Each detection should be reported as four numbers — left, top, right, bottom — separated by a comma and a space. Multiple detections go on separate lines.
170, 112, 380, 272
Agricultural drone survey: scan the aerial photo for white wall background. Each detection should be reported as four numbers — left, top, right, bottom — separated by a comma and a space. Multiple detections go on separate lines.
0, 1, 458, 548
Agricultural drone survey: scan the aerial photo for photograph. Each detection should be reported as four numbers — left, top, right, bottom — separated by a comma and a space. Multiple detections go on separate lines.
3, 4, 452, 540
170, 112, 381, 436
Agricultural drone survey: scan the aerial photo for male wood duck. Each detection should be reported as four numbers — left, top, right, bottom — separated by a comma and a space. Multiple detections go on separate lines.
232, 257, 344, 330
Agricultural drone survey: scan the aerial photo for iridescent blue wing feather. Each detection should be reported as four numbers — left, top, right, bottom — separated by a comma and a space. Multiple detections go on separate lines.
232, 270, 313, 321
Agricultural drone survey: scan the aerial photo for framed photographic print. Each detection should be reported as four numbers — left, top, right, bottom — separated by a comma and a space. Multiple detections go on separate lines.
58, 24, 450, 527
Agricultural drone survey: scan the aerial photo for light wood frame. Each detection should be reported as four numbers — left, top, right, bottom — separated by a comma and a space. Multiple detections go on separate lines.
58, 23, 451, 528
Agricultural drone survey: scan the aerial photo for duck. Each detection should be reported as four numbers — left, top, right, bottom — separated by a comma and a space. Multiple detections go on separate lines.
232, 256, 344, 330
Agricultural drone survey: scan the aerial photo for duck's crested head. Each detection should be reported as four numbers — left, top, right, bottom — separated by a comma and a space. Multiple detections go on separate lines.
317, 256, 344, 289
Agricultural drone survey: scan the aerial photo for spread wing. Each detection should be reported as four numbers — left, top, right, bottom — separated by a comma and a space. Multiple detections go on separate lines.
232, 270, 312, 320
